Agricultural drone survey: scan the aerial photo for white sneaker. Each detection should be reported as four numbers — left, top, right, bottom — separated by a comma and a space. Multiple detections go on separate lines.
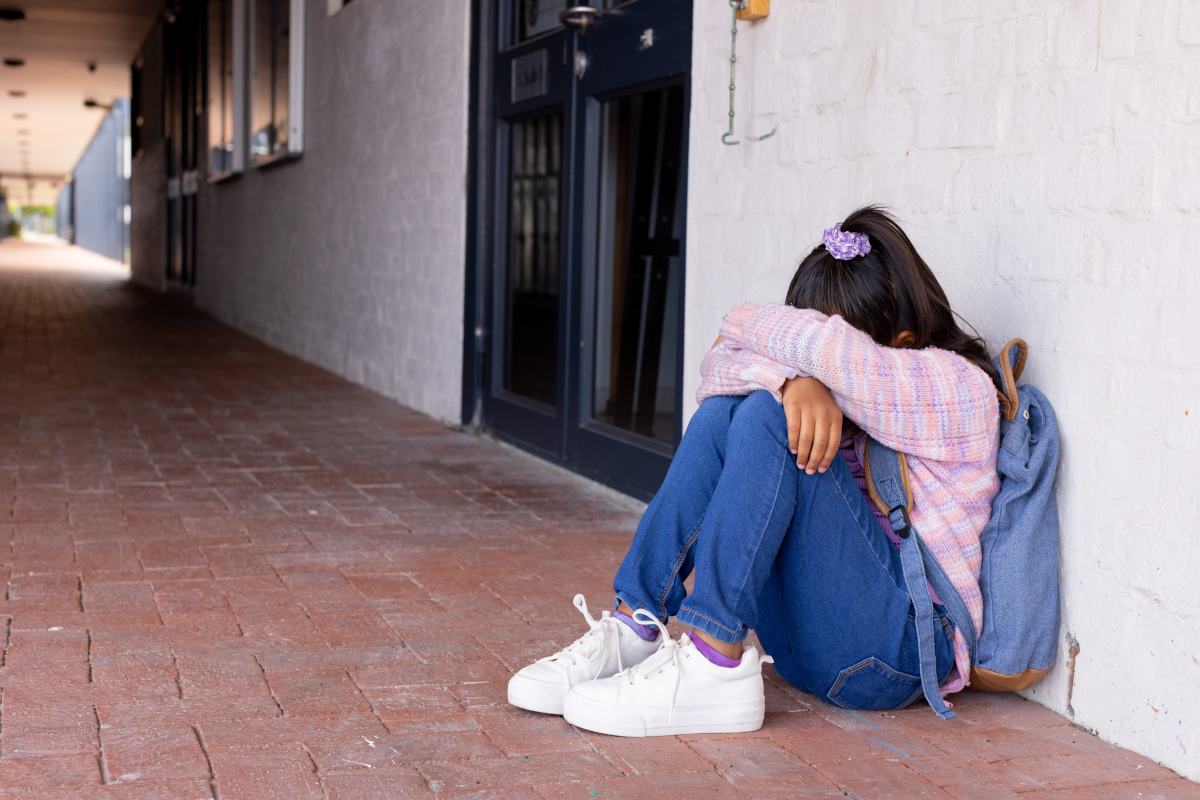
562, 613, 774, 737
507, 595, 663, 715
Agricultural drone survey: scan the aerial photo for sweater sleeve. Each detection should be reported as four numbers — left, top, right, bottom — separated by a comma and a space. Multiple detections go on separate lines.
696, 341, 803, 404
720, 303, 998, 462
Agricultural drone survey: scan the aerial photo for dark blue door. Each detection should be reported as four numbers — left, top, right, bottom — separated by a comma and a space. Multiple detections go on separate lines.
483, 0, 693, 499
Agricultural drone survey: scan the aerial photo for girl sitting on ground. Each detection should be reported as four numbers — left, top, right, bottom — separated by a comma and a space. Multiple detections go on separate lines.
508, 206, 1002, 736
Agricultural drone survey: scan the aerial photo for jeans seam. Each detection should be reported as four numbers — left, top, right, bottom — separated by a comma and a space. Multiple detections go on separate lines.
829, 658, 875, 698
827, 657, 890, 707
898, 685, 926, 708
725, 439, 789, 621
676, 608, 742, 637
828, 657, 927, 710
657, 518, 703, 614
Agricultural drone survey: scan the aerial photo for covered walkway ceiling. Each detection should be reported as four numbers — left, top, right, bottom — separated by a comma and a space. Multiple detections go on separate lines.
0, 0, 160, 205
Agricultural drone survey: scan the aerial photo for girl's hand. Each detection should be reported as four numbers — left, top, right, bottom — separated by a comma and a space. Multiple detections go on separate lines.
781, 377, 842, 474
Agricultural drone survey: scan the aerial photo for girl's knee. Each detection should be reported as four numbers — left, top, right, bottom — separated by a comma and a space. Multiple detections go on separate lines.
730, 390, 788, 440
690, 395, 741, 434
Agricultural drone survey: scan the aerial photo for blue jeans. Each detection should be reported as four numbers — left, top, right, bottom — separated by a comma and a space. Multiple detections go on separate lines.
613, 391, 957, 710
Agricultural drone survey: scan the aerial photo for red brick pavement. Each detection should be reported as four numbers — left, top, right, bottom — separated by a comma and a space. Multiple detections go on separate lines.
0, 239, 1195, 799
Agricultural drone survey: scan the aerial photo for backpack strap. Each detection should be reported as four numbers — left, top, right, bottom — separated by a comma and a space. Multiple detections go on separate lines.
997, 338, 1027, 422
863, 439, 977, 719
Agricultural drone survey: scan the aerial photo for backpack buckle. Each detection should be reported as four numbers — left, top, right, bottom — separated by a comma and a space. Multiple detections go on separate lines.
888, 505, 912, 539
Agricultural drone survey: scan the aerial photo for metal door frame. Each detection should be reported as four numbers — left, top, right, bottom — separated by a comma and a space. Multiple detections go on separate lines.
462, 0, 692, 499
483, 27, 574, 459
164, 0, 203, 293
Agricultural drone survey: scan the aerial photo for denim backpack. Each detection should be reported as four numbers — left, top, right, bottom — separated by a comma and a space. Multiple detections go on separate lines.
864, 339, 1061, 719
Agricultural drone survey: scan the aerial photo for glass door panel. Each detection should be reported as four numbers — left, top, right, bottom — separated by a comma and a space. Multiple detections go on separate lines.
592, 86, 685, 443
483, 28, 570, 458
505, 112, 563, 406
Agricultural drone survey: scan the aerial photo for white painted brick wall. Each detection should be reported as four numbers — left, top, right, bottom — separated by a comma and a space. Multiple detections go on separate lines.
195, 0, 470, 424
685, 0, 1200, 779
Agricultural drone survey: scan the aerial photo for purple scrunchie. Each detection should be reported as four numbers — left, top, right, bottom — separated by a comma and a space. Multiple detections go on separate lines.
822, 223, 871, 260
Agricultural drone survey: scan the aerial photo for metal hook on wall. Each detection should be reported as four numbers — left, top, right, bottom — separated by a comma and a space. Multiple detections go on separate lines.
721, 0, 777, 145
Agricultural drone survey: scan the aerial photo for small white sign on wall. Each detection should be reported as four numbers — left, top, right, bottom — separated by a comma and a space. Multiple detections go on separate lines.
512, 49, 549, 103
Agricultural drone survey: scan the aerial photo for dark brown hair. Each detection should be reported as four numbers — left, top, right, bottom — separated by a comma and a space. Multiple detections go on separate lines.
785, 205, 1001, 391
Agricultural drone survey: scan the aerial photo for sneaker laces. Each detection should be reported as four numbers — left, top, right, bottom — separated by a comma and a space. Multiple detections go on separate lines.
616, 610, 773, 725
539, 595, 626, 689
620, 609, 686, 724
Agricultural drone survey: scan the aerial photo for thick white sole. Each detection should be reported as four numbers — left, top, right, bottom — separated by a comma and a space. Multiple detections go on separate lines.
507, 676, 566, 715
563, 692, 765, 737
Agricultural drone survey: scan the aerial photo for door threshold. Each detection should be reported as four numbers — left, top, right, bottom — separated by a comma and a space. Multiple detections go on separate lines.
475, 431, 649, 515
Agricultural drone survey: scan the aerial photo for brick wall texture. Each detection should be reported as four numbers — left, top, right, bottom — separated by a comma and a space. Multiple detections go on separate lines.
684, 0, 1200, 781
190, 0, 471, 425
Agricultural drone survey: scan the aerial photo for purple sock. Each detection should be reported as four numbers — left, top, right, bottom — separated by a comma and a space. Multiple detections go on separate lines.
613, 611, 659, 642
691, 633, 742, 668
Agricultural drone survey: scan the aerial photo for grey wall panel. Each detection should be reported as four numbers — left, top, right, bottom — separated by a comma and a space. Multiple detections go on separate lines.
70, 99, 130, 262
56, 183, 73, 241
193, 0, 472, 423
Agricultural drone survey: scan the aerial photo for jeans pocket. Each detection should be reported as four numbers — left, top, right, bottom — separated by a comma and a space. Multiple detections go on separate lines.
826, 657, 925, 711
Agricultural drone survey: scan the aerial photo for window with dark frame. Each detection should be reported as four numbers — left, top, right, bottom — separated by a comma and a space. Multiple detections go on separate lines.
250, 0, 296, 161
207, 0, 236, 174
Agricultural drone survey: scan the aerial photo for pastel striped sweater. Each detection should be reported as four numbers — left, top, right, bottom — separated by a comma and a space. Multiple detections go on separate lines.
698, 303, 1002, 693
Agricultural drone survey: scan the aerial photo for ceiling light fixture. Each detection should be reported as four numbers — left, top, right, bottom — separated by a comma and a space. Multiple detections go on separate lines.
0, 9, 24, 22
3, 57, 24, 67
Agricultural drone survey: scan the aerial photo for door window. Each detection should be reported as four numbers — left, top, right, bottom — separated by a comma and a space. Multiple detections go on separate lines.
591, 86, 685, 443
504, 112, 564, 406
207, 0, 241, 176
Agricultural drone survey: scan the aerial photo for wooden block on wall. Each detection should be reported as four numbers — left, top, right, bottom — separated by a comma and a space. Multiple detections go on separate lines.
737, 0, 769, 21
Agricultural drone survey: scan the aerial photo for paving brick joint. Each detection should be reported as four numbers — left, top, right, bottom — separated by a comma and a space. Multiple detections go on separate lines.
1, 240, 1196, 799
